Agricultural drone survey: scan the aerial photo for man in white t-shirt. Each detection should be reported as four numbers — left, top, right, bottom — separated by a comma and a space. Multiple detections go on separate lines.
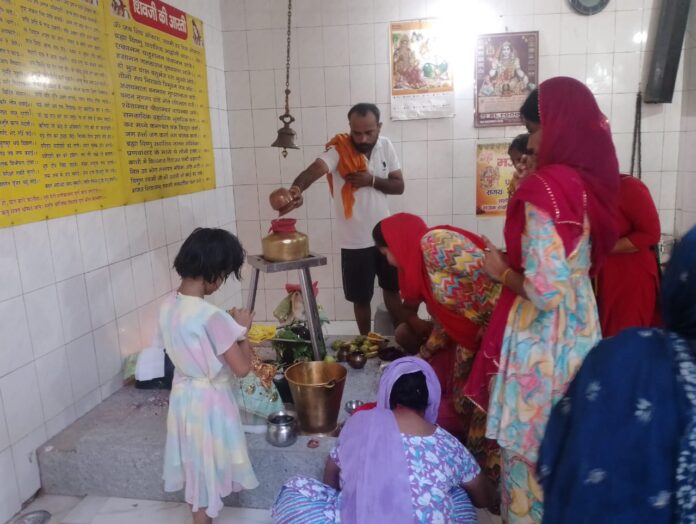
279, 103, 404, 335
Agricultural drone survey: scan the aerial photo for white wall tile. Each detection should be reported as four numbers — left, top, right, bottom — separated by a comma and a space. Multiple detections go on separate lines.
301, 107, 328, 146
56, 276, 92, 343
145, 200, 166, 250
0, 230, 21, 303
252, 109, 280, 147
48, 216, 83, 282
427, 140, 454, 178
226, 71, 252, 110
587, 10, 616, 54
402, 141, 428, 180
300, 67, 327, 108
349, 24, 375, 66
76, 211, 109, 273
250, 69, 277, 109
131, 253, 156, 308
325, 67, 351, 107
0, 363, 44, 443
24, 286, 64, 359
612, 52, 641, 93
84, 267, 115, 331
560, 13, 588, 55
151, 247, 172, 299
223, 31, 249, 71
614, 10, 643, 53
11, 425, 46, 502
297, 27, 325, 68
65, 334, 99, 402
221, 0, 245, 31
0, 296, 31, 383
162, 198, 182, 245
323, 26, 349, 67
34, 347, 73, 420
0, 447, 20, 524
229, 110, 255, 148
14, 221, 55, 294
125, 204, 149, 256
321, 0, 348, 22
74, 388, 101, 419
93, 319, 124, 383
0, 391, 9, 452
348, 0, 373, 24
109, 260, 137, 318
349, 65, 376, 104
453, 177, 477, 215
101, 207, 130, 264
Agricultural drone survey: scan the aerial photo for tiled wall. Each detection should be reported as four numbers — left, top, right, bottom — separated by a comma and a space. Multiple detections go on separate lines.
677, 7, 696, 236
222, 0, 683, 322
0, 1, 240, 520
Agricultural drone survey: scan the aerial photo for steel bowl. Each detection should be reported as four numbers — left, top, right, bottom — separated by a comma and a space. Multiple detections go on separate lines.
266, 409, 299, 447
344, 399, 364, 415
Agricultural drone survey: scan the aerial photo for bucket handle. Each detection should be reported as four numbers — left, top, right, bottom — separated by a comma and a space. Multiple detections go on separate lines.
322, 380, 337, 389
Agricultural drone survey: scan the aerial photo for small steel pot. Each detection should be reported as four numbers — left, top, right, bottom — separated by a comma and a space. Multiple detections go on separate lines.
266, 410, 298, 447
344, 399, 364, 415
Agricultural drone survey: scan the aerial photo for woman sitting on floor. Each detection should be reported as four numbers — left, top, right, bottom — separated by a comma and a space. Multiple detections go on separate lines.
271, 357, 498, 523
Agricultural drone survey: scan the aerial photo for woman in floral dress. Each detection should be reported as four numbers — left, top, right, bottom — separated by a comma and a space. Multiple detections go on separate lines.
271, 357, 498, 523
469, 77, 620, 523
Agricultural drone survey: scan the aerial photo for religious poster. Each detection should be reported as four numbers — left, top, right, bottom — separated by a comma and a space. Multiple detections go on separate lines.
475, 31, 538, 127
475, 142, 515, 217
389, 20, 454, 120
0, 0, 214, 228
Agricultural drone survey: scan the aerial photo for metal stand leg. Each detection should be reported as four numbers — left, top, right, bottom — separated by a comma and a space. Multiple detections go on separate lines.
246, 268, 260, 311
298, 267, 325, 361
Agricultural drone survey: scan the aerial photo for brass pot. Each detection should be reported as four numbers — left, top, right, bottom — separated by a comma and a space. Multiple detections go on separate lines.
262, 229, 309, 262
285, 362, 347, 434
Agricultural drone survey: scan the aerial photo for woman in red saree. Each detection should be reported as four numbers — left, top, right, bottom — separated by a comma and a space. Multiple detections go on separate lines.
373, 214, 502, 480
468, 77, 620, 523
596, 174, 661, 337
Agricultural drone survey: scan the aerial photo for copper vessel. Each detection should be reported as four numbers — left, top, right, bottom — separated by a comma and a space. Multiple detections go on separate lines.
285, 362, 347, 435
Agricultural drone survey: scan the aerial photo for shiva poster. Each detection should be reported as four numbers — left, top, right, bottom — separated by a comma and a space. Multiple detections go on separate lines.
475, 142, 516, 216
389, 20, 454, 120
475, 32, 538, 127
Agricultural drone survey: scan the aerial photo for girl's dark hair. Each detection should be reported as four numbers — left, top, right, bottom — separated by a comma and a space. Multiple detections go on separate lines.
389, 371, 429, 411
508, 133, 529, 155
372, 221, 387, 248
520, 88, 540, 124
174, 228, 246, 283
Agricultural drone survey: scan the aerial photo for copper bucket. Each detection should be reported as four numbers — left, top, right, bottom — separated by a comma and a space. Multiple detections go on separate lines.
284, 362, 347, 434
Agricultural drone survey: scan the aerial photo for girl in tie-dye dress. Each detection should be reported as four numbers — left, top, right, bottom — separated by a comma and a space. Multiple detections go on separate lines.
158, 228, 259, 524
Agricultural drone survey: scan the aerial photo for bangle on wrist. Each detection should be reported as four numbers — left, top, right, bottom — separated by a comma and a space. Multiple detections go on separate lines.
500, 267, 513, 286
290, 185, 302, 194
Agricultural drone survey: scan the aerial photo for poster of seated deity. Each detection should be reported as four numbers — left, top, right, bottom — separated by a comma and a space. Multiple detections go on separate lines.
475, 32, 538, 127
389, 20, 454, 120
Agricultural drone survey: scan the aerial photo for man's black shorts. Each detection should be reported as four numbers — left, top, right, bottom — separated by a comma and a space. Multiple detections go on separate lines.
341, 246, 399, 303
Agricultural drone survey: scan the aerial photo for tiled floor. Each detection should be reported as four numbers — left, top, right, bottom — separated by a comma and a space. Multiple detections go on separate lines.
9, 495, 271, 524
11, 494, 501, 523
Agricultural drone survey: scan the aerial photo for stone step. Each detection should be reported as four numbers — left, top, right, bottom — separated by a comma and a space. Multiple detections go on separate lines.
37, 360, 382, 509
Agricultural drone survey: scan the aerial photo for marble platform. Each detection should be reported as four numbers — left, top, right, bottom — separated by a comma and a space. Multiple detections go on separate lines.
37, 359, 383, 509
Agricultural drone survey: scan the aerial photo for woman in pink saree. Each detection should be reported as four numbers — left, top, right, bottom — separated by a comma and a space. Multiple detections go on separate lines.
466, 77, 620, 522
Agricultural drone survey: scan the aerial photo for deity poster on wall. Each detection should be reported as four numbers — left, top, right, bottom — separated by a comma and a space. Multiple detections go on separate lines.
475, 142, 516, 216
475, 32, 538, 127
389, 19, 454, 120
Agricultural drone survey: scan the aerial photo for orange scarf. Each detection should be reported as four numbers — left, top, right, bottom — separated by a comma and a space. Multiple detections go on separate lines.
325, 133, 367, 219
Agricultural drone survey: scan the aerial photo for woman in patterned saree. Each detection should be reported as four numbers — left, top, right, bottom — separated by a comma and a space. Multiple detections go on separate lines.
538, 225, 696, 523
469, 77, 620, 523
372, 213, 502, 480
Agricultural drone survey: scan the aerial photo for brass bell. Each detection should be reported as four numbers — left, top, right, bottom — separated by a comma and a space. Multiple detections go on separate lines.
271, 113, 299, 157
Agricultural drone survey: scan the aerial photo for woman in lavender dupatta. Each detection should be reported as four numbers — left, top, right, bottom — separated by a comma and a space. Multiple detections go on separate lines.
272, 357, 498, 523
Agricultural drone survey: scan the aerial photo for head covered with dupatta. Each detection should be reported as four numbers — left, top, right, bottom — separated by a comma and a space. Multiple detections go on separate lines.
337, 357, 441, 524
